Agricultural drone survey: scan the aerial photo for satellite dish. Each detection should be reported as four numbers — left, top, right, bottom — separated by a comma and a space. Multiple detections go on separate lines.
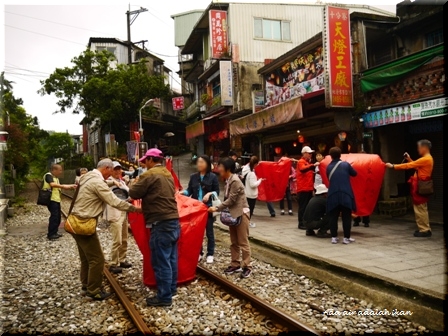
333, 110, 353, 131
164, 132, 175, 137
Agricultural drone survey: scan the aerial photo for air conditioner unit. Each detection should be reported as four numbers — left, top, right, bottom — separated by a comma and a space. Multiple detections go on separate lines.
204, 59, 212, 70
200, 105, 207, 112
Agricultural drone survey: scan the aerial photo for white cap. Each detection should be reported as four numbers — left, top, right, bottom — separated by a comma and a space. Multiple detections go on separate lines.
315, 184, 328, 195
301, 146, 315, 154
112, 161, 122, 169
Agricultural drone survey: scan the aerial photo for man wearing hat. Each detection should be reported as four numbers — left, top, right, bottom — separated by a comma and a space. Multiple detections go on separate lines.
105, 161, 132, 274
296, 146, 320, 230
129, 148, 180, 307
303, 184, 331, 238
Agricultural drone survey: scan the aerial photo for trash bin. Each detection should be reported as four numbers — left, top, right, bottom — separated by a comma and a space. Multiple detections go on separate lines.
128, 194, 208, 287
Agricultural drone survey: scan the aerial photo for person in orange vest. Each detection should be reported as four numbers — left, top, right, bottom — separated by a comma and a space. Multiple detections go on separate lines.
296, 146, 320, 230
386, 139, 434, 237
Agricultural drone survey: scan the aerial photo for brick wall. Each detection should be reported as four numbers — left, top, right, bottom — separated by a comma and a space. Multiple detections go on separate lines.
366, 58, 445, 107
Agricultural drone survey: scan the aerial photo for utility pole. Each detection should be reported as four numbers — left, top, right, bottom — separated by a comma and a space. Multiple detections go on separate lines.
126, 6, 148, 64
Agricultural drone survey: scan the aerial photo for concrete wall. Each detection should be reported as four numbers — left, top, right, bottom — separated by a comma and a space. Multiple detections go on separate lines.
235, 61, 264, 112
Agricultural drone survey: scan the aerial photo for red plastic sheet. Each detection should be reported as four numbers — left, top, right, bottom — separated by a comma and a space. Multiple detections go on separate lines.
165, 158, 182, 191
128, 194, 208, 287
319, 154, 385, 217
255, 158, 292, 202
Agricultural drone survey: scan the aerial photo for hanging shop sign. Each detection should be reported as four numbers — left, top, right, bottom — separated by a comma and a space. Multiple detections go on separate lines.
363, 97, 448, 128
265, 45, 324, 108
172, 97, 184, 111
324, 6, 354, 108
253, 90, 265, 113
209, 10, 228, 59
230, 96, 303, 136
219, 60, 233, 106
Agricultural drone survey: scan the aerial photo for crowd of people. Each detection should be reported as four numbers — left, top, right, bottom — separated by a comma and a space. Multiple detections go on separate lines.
38, 138, 433, 305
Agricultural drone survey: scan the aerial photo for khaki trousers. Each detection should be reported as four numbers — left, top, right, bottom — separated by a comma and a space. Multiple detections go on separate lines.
72, 232, 104, 296
109, 211, 128, 266
413, 203, 431, 232
229, 213, 251, 269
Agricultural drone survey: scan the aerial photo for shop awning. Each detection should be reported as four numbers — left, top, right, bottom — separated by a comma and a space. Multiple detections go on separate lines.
230, 96, 302, 136
203, 110, 226, 120
185, 120, 205, 140
360, 44, 444, 93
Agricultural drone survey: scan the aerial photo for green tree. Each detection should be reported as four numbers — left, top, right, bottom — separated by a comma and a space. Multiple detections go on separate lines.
39, 49, 170, 143
43, 132, 73, 162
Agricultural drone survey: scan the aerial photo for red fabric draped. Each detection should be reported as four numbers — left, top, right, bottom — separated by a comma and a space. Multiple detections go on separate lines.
320, 154, 385, 217
408, 175, 430, 205
129, 194, 208, 287
255, 158, 292, 202
165, 158, 182, 191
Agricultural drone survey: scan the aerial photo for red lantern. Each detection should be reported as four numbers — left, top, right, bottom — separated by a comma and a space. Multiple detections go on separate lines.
298, 135, 305, 143
274, 147, 282, 155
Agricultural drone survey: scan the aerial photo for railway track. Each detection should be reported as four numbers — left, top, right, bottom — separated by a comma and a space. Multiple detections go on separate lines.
35, 176, 320, 334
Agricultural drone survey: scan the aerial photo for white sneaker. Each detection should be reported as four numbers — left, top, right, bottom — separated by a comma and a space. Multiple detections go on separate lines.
331, 237, 339, 244
198, 254, 202, 262
343, 237, 355, 244
249, 222, 256, 228
206, 256, 214, 264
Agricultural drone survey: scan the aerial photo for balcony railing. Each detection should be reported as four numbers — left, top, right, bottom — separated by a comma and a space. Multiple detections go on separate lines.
185, 100, 199, 118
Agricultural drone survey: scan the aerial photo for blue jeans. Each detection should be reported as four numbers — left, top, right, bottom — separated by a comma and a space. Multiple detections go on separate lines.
149, 219, 180, 302
266, 202, 275, 215
47, 201, 61, 238
200, 213, 215, 257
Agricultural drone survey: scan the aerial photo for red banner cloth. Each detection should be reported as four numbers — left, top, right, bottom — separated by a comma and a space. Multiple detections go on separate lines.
128, 194, 208, 287
165, 158, 182, 191
319, 154, 385, 216
255, 158, 292, 202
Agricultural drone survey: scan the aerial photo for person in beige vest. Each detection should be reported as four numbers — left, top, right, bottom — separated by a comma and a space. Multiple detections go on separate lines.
70, 159, 141, 301
105, 161, 132, 274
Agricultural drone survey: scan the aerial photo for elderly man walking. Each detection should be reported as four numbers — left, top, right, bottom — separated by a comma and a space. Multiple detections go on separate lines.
129, 149, 180, 307
386, 139, 434, 237
105, 161, 132, 274
70, 159, 141, 300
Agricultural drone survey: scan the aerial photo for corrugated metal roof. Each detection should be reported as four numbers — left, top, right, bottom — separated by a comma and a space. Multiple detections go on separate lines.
172, 10, 204, 47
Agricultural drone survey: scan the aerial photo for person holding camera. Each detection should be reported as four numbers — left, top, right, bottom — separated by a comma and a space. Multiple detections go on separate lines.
386, 139, 434, 237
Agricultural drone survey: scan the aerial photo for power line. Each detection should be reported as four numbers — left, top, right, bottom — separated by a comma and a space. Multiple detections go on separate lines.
3, 71, 47, 78
5, 11, 115, 37
5, 24, 87, 46
147, 49, 178, 58
4, 64, 51, 75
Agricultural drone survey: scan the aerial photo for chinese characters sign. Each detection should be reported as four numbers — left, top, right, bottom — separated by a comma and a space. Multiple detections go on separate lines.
219, 60, 233, 106
209, 10, 228, 59
172, 97, 184, 110
265, 46, 324, 108
363, 97, 448, 128
325, 6, 353, 107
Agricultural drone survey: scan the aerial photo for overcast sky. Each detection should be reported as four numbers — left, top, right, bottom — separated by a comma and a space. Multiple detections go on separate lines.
1, 0, 397, 134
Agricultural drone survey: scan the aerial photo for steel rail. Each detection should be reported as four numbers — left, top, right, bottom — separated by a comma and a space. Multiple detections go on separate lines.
197, 265, 320, 334
35, 183, 152, 335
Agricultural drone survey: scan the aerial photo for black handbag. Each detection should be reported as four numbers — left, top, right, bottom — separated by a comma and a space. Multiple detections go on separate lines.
37, 175, 52, 206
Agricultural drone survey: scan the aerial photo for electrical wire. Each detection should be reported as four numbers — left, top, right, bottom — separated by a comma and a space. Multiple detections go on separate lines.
5, 25, 87, 46
5, 11, 115, 36
4, 64, 50, 75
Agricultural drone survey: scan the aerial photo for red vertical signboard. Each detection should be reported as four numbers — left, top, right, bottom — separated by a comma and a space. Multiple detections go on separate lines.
325, 6, 354, 107
209, 10, 228, 59
172, 96, 184, 110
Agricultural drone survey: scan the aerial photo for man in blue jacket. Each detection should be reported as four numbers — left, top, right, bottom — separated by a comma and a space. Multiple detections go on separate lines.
326, 147, 357, 244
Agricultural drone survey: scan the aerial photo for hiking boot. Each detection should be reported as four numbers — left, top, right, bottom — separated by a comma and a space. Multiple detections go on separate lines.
87, 291, 113, 301
306, 230, 316, 236
414, 231, 432, 237
241, 268, 252, 278
146, 297, 172, 307
119, 261, 132, 268
224, 266, 242, 274
109, 265, 123, 274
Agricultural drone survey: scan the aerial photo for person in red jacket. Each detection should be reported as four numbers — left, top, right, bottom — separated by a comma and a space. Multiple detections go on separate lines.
296, 146, 320, 230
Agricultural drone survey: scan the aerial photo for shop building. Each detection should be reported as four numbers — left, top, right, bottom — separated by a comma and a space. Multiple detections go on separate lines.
229, 8, 398, 161
359, 0, 445, 218
173, 1, 390, 165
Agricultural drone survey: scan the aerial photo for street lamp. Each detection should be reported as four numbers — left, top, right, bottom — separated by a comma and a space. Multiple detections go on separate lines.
139, 99, 155, 142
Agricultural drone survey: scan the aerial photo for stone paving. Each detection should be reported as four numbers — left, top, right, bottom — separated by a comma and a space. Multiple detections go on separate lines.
174, 155, 446, 297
